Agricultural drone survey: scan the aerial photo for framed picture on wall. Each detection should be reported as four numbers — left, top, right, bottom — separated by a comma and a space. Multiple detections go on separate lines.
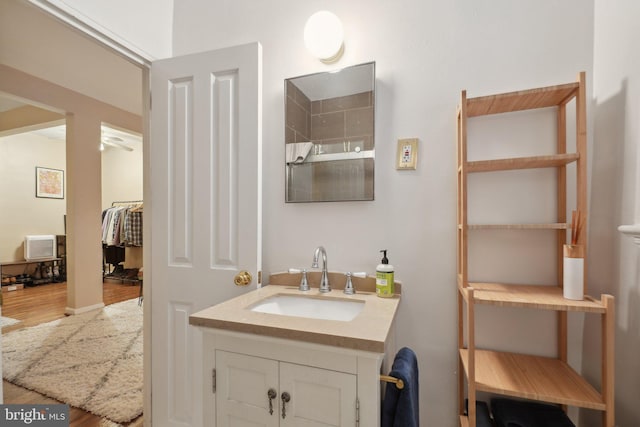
36, 166, 64, 199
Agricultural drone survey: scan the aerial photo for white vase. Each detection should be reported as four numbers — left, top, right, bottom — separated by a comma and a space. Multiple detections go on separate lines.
563, 244, 584, 300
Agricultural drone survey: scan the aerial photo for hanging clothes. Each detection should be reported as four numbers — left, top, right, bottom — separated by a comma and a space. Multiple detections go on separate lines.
101, 205, 143, 247
124, 210, 143, 246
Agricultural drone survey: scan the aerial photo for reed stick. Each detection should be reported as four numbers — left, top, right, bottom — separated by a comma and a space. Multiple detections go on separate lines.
570, 210, 583, 245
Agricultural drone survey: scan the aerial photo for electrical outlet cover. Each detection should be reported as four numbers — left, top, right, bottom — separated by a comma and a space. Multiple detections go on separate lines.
396, 138, 418, 170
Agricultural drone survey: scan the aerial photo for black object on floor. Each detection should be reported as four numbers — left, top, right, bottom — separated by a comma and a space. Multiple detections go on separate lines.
465, 400, 495, 427
491, 398, 575, 427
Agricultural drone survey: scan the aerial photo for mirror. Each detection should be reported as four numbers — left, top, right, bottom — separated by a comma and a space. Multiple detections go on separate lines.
285, 62, 375, 202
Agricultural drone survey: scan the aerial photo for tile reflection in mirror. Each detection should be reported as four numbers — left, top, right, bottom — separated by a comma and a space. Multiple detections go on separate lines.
285, 62, 375, 202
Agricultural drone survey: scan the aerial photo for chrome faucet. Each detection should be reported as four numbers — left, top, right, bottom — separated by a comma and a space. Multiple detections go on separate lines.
312, 246, 331, 292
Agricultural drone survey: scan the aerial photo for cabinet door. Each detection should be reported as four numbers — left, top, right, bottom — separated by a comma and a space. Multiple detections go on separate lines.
216, 351, 279, 427
279, 362, 357, 427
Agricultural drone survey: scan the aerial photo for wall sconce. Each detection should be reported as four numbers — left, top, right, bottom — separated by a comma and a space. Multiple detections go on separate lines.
304, 11, 344, 63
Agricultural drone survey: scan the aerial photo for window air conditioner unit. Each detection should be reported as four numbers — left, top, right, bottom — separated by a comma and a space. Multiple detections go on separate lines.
24, 235, 57, 261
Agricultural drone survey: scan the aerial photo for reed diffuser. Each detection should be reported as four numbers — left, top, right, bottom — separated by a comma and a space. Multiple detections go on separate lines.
570, 210, 583, 245
563, 210, 584, 300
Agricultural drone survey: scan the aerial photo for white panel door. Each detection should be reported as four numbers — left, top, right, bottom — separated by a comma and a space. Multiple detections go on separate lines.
280, 362, 357, 426
150, 42, 262, 427
216, 351, 279, 427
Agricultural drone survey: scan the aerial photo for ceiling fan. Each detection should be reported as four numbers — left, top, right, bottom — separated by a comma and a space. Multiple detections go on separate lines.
100, 135, 133, 151
28, 123, 138, 151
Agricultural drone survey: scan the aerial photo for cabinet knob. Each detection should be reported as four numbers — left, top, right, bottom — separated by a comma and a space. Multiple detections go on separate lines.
281, 391, 291, 419
267, 388, 276, 415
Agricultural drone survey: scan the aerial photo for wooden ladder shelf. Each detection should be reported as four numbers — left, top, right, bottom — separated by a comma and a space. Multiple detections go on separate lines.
456, 72, 615, 427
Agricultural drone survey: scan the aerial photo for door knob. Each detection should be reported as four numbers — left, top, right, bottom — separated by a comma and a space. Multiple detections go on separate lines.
234, 270, 252, 286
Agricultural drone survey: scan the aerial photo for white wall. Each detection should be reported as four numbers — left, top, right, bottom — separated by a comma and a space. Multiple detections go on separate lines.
101, 141, 144, 210
0, 133, 66, 262
33, 0, 173, 60
0, 128, 143, 270
0, 0, 143, 115
587, 1, 640, 426
173, 1, 594, 425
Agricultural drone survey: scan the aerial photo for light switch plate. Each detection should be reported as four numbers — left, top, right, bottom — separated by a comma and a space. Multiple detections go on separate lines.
396, 138, 418, 170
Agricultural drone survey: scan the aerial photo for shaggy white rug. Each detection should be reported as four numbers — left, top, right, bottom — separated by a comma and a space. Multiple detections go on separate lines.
2, 298, 142, 424
1, 315, 21, 328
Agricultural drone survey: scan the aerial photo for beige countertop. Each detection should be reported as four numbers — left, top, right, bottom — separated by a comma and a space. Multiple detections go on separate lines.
189, 284, 401, 353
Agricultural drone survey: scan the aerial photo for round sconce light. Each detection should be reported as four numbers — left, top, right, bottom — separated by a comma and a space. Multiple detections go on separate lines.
304, 11, 344, 63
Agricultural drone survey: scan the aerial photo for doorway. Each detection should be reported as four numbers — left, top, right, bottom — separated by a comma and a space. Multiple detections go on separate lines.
0, 0, 145, 423
0, 95, 145, 424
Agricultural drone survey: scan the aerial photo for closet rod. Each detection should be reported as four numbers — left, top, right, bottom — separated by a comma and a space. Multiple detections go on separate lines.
111, 200, 143, 207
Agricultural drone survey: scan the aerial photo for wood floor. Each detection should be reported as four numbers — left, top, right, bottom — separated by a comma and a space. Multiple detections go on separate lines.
1, 281, 143, 426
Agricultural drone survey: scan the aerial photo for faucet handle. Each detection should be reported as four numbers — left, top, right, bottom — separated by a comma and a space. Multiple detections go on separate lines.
288, 268, 310, 291
344, 272, 355, 295
344, 272, 366, 295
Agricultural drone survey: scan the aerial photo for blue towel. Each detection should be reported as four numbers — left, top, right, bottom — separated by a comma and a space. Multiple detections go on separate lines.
381, 347, 419, 427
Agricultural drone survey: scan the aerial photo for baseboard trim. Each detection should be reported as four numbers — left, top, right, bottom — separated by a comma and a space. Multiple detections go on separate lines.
65, 302, 105, 315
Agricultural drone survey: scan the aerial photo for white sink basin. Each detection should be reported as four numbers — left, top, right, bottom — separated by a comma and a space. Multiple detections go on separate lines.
248, 294, 364, 321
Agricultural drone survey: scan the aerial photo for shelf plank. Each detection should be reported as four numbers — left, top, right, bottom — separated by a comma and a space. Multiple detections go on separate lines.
0, 258, 62, 267
466, 153, 579, 173
465, 282, 606, 312
459, 349, 605, 410
466, 82, 579, 117
466, 223, 569, 230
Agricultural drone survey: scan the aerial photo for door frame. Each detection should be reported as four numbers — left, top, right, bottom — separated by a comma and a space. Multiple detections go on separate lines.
141, 66, 152, 427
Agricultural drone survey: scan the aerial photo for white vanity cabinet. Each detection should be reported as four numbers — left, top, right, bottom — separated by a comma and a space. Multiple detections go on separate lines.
215, 351, 279, 426
216, 350, 356, 426
201, 329, 387, 427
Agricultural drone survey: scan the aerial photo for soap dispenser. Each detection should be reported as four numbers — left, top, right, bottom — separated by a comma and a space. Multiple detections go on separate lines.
376, 250, 394, 298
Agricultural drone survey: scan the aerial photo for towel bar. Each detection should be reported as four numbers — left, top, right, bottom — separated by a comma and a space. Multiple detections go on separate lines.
380, 374, 404, 389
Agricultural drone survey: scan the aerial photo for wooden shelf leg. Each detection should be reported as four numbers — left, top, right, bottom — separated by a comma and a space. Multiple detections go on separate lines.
458, 290, 465, 418
467, 288, 476, 427
602, 295, 615, 427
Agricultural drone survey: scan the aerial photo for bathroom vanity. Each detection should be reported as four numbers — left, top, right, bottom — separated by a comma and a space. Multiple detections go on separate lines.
189, 282, 400, 426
